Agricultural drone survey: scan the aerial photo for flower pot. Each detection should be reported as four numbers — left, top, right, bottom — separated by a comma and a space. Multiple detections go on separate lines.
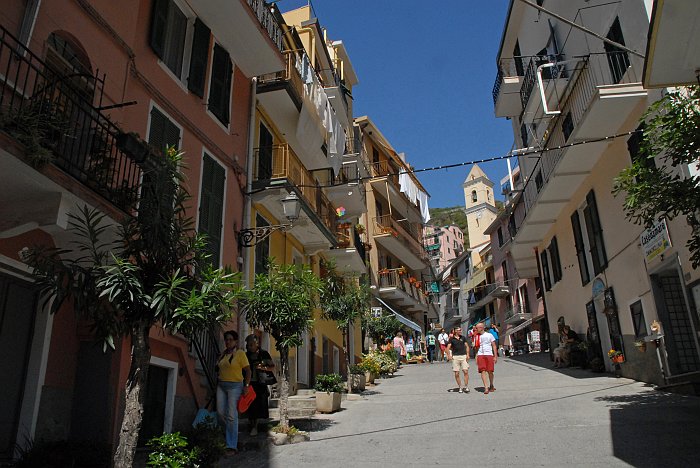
364, 371, 375, 384
316, 391, 342, 413
612, 355, 624, 364
350, 374, 366, 392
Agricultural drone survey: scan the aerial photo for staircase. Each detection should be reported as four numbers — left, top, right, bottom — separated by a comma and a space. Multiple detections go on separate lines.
268, 389, 317, 420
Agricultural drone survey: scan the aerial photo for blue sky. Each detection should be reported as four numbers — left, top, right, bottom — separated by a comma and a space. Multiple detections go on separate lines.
280, 0, 515, 208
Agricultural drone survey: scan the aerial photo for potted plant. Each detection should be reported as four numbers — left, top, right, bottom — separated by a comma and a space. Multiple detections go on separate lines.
408, 276, 417, 284
314, 373, 343, 413
348, 365, 366, 392
397, 266, 406, 276
607, 349, 624, 363
634, 339, 647, 352
355, 224, 366, 234
359, 355, 380, 383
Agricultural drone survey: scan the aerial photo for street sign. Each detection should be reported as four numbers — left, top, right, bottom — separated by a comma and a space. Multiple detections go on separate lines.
371, 307, 382, 318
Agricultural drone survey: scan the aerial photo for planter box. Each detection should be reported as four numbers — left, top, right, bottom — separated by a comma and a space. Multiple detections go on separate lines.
349, 374, 366, 392
316, 391, 341, 413
364, 371, 376, 384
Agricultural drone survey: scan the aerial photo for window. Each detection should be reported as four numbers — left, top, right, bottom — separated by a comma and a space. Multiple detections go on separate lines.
562, 112, 574, 141
627, 123, 655, 170
583, 190, 608, 275
208, 43, 233, 126
513, 40, 524, 76
548, 236, 562, 284
508, 216, 516, 238
254, 214, 270, 276
148, 105, 181, 155
630, 300, 647, 338
199, 153, 225, 267
540, 250, 551, 291
571, 211, 590, 285
535, 171, 543, 192
605, 17, 630, 84
502, 261, 508, 283
520, 123, 529, 147
471, 190, 477, 202
187, 18, 211, 97
150, 0, 193, 80
497, 227, 504, 247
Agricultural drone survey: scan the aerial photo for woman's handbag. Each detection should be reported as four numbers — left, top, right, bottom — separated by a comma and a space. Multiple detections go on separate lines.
258, 370, 277, 385
237, 386, 256, 413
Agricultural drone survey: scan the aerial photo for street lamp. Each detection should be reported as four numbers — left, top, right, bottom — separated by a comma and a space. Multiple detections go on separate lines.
238, 192, 302, 247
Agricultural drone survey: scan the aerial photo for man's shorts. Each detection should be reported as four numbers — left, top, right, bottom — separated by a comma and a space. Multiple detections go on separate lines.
477, 355, 495, 373
439, 343, 447, 351
452, 354, 469, 372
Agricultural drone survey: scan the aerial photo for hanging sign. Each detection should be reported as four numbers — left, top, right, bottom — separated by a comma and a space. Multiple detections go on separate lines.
371, 307, 382, 318
641, 218, 671, 263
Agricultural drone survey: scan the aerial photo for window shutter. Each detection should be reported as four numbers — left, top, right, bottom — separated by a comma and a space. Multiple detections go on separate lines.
199, 154, 225, 267
549, 236, 562, 283
188, 18, 210, 97
585, 190, 607, 275
540, 250, 551, 291
149, 0, 169, 59
208, 43, 232, 126
148, 107, 180, 155
163, 7, 187, 76
571, 211, 590, 285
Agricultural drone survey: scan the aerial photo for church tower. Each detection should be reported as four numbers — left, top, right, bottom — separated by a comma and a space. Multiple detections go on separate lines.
463, 164, 498, 252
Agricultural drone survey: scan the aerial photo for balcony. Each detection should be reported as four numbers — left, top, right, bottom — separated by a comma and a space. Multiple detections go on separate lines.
257, 50, 330, 171
324, 223, 366, 274
469, 281, 509, 310
369, 160, 425, 225
323, 140, 369, 218
492, 57, 525, 117
506, 51, 648, 277
189, 0, 284, 76
504, 304, 531, 325
0, 27, 142, 237
252, 144, 336, 248
372, 215, 427, 270
377, 269, 429, 312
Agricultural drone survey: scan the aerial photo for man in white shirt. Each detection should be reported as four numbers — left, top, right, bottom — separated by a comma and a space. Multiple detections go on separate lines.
437, 329, 449, 362
475, 322, 498, 394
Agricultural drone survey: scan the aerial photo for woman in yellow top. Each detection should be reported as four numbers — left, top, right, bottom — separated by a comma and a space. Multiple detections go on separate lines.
217, 330, 251, 455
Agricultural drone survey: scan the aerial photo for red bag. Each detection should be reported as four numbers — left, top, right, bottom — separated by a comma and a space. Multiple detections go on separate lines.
237, 386, 256, 413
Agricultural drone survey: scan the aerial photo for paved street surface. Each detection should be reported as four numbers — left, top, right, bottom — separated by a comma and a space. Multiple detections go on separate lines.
228, 353, 700, 467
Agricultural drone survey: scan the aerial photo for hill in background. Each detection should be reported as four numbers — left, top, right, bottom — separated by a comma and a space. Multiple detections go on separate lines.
428, 201, 505, 247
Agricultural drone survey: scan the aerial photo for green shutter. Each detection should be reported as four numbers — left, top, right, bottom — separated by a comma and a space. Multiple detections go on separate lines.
571, 211, 590, 285
149, 0, 169, 59
208, 44, 232, 126
188, 18, 210, 97
200, 154, 225, 267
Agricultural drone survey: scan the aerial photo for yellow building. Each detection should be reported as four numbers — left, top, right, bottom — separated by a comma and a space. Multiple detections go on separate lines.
241, 5, 365, 391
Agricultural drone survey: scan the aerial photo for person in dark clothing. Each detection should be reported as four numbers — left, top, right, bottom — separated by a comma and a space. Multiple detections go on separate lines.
245, 334, 275, 436
446, 327, 470, 393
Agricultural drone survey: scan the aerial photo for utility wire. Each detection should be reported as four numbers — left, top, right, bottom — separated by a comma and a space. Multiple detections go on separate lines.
245, 129, 641, 195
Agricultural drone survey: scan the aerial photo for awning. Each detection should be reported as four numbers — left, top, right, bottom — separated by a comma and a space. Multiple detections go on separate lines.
376, 297, 422, 333
503, 318, 534, 336
463, 268, 487, 293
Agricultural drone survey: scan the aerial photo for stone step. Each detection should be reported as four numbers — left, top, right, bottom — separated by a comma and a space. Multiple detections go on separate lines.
268, 407, 317, 420
269, 397, 316, 410
296, 389, 316, 396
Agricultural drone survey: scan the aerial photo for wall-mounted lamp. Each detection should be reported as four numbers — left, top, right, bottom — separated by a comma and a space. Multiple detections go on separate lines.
238, 192, 301, 247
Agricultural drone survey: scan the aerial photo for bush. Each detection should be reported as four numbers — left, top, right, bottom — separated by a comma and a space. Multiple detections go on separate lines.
147, 432, 201, 467
314, 373, 344, 393
184, 417, 226, 468
358, 354, 381, 375
348, 364, 364, 375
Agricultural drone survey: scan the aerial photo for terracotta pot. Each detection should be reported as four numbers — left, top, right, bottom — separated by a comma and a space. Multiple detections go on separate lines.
612, 355, 624, 364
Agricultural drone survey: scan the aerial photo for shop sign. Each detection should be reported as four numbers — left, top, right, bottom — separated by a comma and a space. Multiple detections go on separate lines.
371, 307, 382, 318
640, 218, 671, 263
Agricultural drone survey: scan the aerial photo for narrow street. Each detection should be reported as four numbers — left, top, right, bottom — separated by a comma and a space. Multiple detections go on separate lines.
232, 353, 700, 467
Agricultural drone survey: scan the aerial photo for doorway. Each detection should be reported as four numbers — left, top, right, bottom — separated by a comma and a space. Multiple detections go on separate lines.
651, 269, 700, 376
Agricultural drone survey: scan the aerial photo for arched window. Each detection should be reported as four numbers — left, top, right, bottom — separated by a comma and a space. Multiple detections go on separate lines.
487, 190, 491, 201
471, 190, 477, 202
44, 31, 94, 101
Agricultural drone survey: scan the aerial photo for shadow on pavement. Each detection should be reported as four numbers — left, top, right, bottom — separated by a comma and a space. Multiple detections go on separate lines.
594, 390, 700, 466
506, 352, 607, 379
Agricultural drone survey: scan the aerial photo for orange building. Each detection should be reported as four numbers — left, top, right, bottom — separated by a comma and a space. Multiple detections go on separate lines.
0, 0, 284, 457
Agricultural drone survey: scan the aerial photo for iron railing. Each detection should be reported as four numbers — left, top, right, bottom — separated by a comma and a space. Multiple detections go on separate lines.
246, 0, 283, 52
0, 26, 141, 213
372, 214, 426, 261
508, 50, 642, 241
190, 327, 221, 403
377, 268, 427, 305
253, 144, 337, 237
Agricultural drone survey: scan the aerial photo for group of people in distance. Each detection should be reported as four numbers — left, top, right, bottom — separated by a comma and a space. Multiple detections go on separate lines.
430, 322, 500, 394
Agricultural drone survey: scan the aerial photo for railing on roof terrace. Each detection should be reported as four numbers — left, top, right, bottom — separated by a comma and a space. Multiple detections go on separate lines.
0, 26, 141, 213
509, 50, 642, 240
247, 0, 283, 51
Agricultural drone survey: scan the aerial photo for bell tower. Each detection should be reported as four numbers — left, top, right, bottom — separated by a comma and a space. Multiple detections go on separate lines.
463, 164, 497, 251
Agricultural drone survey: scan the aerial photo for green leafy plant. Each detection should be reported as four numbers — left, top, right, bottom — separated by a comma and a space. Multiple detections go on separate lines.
364, 313, 402, 344
314, 373, 344, 393
146, 432, 201, 467
613, 86, 700, 267
243, 261, 322, 431
25, 148, 243, 467
271, 424, 300, 435
184, 417, 226, 467
348, 364, 364, 375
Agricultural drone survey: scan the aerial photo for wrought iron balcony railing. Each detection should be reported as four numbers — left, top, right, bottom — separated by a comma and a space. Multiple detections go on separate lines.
0, 26, 141, 213
246, 0, 283, 52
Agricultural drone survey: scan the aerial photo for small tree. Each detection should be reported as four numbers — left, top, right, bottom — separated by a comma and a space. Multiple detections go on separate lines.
320, 266, 370, 383
365, 313, 402, 346
613, 86, 700, 267
242, 261, 322, 431
27, 149, 241, 467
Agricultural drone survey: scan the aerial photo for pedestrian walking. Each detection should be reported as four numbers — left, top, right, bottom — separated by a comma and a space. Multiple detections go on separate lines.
437, 328, 449, 362
393, 331, 406, 368
216, 330, 251, 455
426, 332, 437, 363
446, 327, 470, 393
244, 334, 275, 436
475, 322, 497, 394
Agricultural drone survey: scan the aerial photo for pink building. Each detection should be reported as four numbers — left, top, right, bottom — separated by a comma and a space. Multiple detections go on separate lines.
423, 224, 465, 272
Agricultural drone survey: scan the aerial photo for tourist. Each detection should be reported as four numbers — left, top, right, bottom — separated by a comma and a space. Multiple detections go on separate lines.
438, 328, 449, 362
245, 334, 275, 436
446, 327, 470, 393
217, 330, 251, 455
475, 322, 497, 394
